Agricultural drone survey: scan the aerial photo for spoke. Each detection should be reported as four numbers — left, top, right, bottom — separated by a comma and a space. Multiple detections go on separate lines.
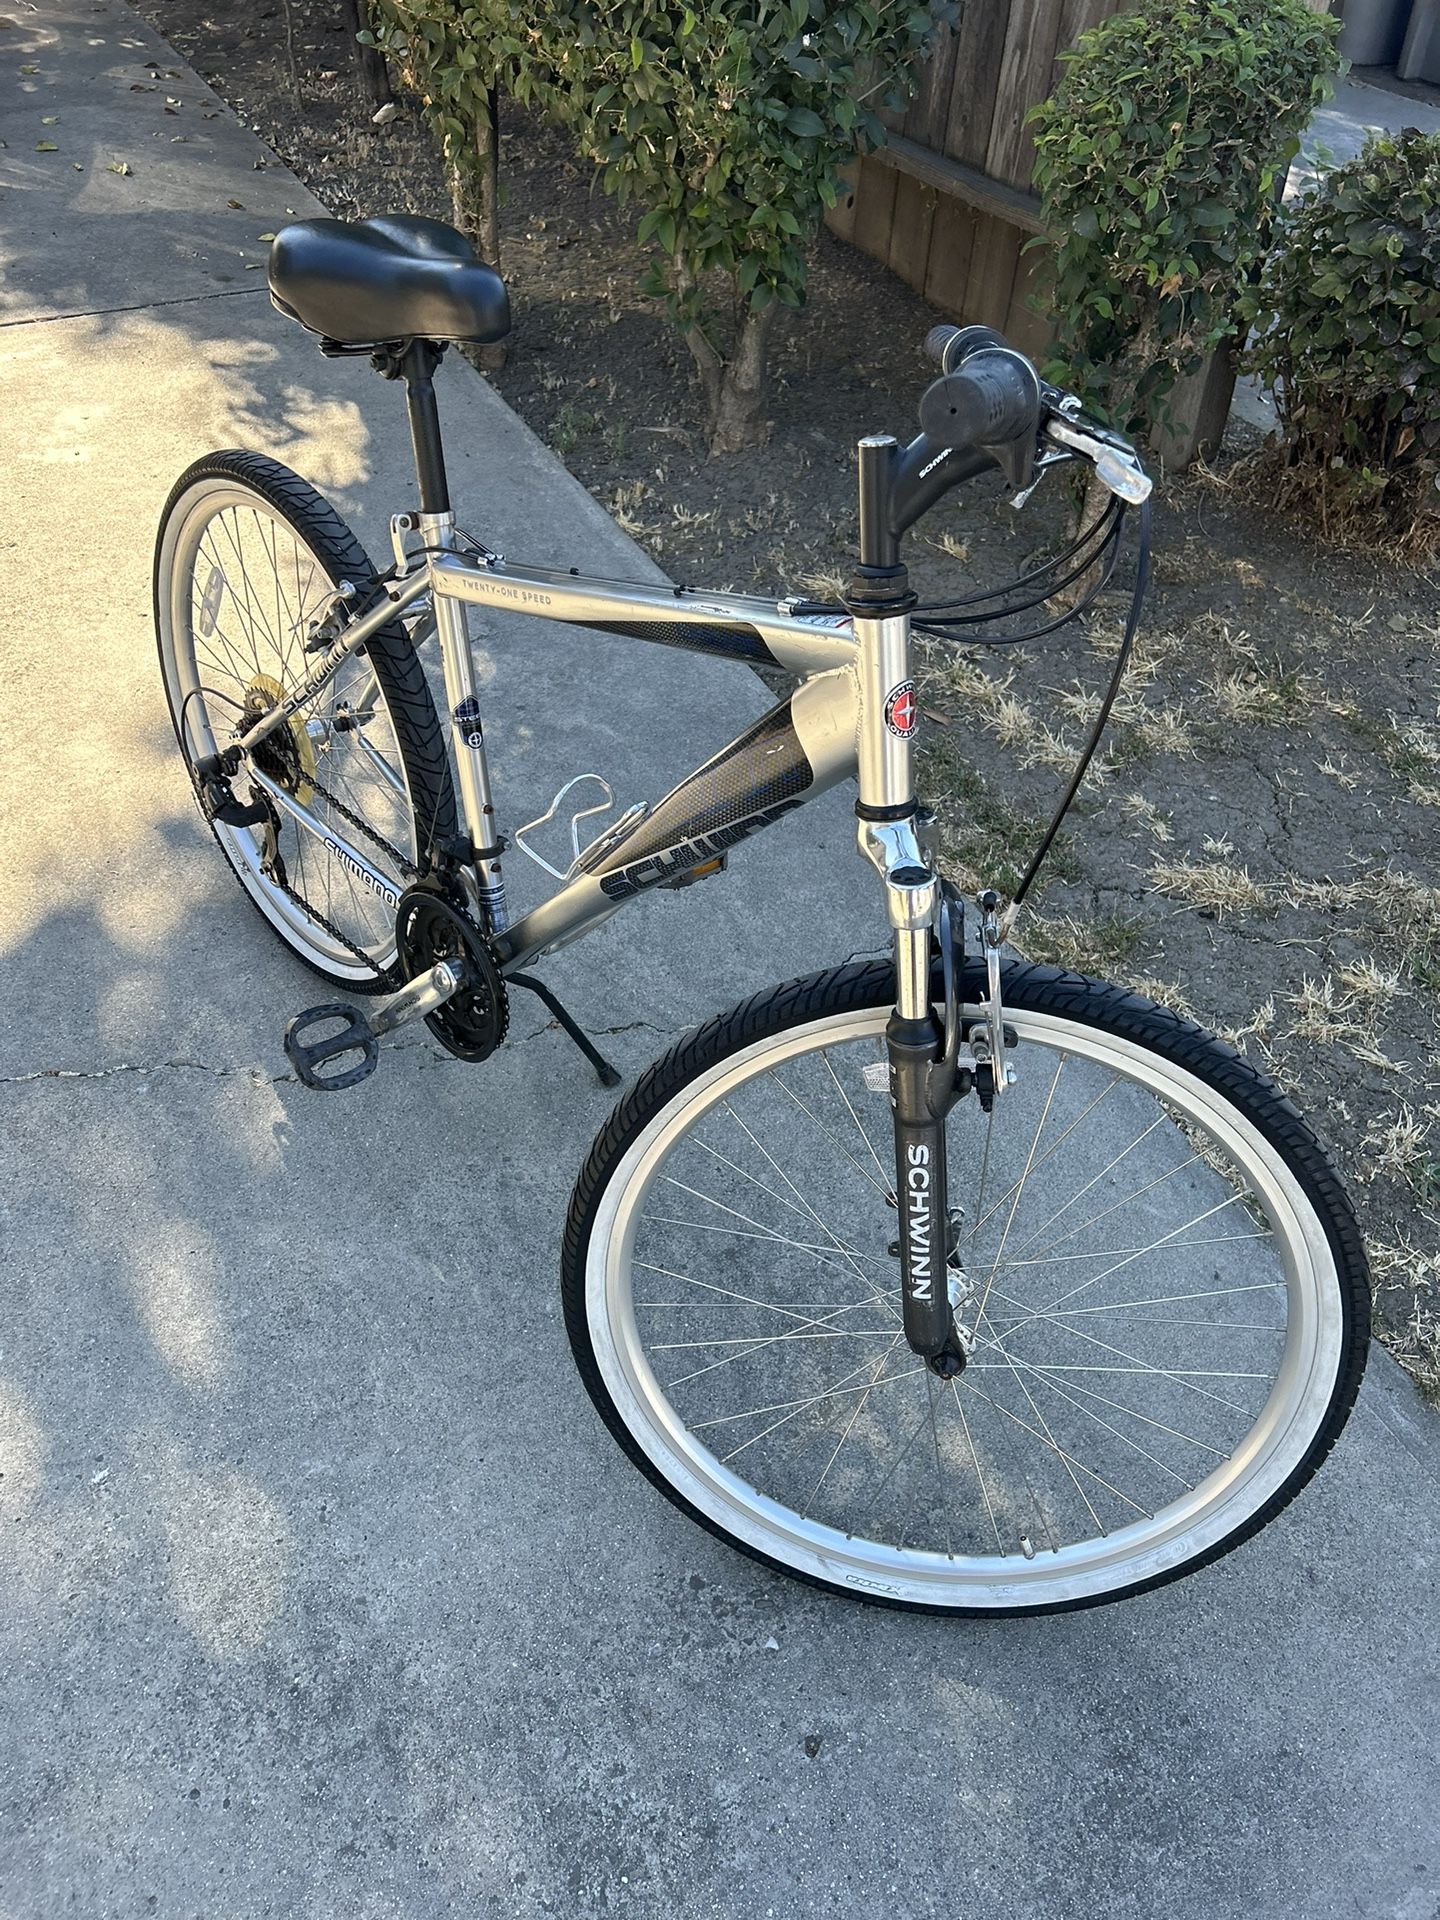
218, 508, 280, 656
961, 1380, 1153, 1519
650, 1328, 899, 1351
642, 1212, 893, 1267
769, 1068, 891, 1202
1007, 1114, 1171, 1258
926, 1371, 953, 1559
968, 1362, 1271, 1380
688, 1137, 852, 1240
972, 1053, 1068, 1334
1011, 1354, 1199, 1489
963, 1072, 1124, 1246
662, 1292, 896, 1389
852, 1393, 936, 1539
1009, 1360, 1229, 1458
800, 1331, 905, 1518
820, 1048, 894, 1197
717, 1352, 921, 1465
654, 1176, 890, 1303
972, 1301, 1109, 1538
691, 1359, 924, 1435
633, 1259, 879, 1338
718, 1099, 876, 1291
1002, 1191, 1257, 1342
1018, 1143, 1205, 1265
952, 1381, 1007, 1555
982, 1291, 1259, 1417
1020, 1280, 1283, 1317
200, 526, 263, 681
993, 1231, 1271, 1273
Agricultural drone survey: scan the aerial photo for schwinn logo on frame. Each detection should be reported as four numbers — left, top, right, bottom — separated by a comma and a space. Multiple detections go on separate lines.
279, 634, 353, 718
597, 800, 803, 900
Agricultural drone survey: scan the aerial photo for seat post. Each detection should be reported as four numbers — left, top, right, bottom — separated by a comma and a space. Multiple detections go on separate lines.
399, 339, 450, 516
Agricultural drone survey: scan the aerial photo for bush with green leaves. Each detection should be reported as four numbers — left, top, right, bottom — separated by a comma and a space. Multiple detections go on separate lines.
1243, 129, 1440, 555
368, 0, 954, 451
1029, 0, 1339, 440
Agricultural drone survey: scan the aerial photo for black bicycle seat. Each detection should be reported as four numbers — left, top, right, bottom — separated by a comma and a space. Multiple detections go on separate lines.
268, 214, 510, 347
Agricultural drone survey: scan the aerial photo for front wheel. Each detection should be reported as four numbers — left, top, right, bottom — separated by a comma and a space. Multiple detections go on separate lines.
563, 961, 1369, 1614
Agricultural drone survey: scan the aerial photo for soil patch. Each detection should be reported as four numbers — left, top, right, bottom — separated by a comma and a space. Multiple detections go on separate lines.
138, 0, 1440, 1394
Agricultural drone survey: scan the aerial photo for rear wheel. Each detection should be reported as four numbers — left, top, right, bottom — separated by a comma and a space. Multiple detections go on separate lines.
154, 450, 457, 990
563, 960, 1369, 1614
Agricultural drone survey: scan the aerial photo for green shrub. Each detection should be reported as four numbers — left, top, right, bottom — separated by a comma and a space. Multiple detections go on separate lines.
1243, 129, 1440, 556
1029, 0, 1339, 439
368, 0, 954, 451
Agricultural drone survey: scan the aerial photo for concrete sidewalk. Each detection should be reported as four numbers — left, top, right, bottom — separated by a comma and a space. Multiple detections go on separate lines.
2, 5, 1438, 1917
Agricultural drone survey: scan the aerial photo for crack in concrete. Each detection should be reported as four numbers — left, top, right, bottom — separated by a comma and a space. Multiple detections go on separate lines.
0, 1009, 679, 1090
0, 286, 270, 332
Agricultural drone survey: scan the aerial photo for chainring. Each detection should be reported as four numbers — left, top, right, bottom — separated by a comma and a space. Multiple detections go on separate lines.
394, 885, 509, 1062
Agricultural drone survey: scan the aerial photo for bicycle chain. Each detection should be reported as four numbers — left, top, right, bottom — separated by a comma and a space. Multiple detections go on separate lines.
262, 764, 419, 988
191, 743, 420, 989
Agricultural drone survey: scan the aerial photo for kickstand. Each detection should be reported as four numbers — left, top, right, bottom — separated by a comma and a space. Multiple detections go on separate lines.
508, 972, 622, 1088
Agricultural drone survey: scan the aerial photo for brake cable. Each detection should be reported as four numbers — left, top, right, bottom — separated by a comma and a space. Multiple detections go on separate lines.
1006, 490, 1152, 918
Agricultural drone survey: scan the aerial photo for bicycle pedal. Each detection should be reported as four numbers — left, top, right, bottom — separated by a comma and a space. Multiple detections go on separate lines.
283, 1002, 379, 1091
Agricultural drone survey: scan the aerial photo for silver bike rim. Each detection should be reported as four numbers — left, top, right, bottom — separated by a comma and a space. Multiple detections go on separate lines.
585, 1003, 1344, 1609
157, 479, 418, 980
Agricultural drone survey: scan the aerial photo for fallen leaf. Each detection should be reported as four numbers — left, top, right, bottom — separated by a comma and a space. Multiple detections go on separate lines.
202, 109, 219, 119
164, 105, 178, 115
257, 231, 276, 241
226, 197, 243, 209
109, 159, 132, 175
41, 114, 58, 124
20, 62, 38, 73
35, 139, 58, 151
244, 263, 265, 270
165, 95, 181, 105
129, 81, 155, 91
371, 100, 399, 126
72, 162, 83, 171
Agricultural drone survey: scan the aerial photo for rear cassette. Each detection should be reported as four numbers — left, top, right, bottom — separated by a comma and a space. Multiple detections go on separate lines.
394, 886, 508, 1061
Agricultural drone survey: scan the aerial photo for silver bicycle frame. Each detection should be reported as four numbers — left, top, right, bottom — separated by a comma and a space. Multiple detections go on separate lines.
230, 509, 929, 975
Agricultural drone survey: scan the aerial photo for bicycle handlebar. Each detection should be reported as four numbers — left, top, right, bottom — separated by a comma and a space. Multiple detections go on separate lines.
918, 324, 1152, 507
917, 351, 1041, 457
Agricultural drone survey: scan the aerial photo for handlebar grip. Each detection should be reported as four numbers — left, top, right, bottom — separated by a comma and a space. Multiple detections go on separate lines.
924, 324, 1014, 374
924, 324, 961, 368
918, 349, 1041, 453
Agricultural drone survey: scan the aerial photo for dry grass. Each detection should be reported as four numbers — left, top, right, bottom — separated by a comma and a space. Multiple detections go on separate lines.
1148, 857, 1272, 918
1120, 792, 1175, 841
1368, 1234, 1440, 1399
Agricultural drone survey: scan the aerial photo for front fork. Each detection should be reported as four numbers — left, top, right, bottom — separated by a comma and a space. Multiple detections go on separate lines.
865, 837, 971, 1375
849, 433, 978, 1374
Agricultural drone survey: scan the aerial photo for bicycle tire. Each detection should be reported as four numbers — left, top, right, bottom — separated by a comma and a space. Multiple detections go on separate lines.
563, 958, 1369, 1615
154, 450, 458, 991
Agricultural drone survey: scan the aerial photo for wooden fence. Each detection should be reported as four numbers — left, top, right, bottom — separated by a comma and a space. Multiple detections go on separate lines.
827, 0, 1335, 461
827, 1, 1127, 357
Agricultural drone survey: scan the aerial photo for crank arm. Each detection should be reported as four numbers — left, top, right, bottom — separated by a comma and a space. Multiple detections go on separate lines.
368, 958, 468, 1037
284, 959, 468, 1090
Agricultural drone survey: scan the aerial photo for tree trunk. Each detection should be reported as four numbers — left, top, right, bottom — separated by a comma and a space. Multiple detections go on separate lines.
448, 85, 507, 372
339, 0, 391, 107
696, 304, 776, 455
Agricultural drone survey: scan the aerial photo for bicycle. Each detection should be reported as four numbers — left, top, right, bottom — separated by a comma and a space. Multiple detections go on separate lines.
153, 212, 1368, 1614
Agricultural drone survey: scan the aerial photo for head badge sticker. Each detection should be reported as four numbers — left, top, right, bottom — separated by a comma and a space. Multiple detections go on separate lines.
453, 697, 484, 748
884, 681, 917, 739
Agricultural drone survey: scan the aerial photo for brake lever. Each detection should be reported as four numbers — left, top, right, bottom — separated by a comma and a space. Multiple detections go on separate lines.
1044, 416, 1153, 505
